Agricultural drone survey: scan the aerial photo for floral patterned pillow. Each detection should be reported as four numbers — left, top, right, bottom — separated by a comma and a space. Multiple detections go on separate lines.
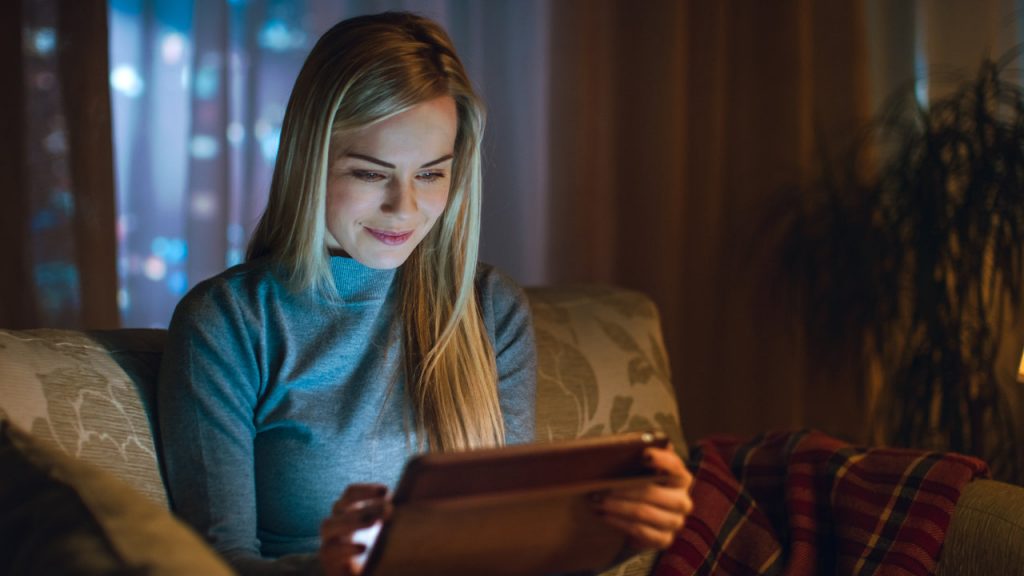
527, 286, 687, 454
0, 329, 167, 506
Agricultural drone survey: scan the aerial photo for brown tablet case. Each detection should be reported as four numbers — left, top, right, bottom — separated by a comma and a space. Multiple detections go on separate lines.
363, 431, 668, 576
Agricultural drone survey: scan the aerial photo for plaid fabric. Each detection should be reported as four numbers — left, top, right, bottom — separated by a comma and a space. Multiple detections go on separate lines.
655, 430, 989, 576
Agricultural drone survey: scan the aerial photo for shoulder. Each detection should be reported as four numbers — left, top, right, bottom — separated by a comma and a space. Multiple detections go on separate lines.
170, 258, 286, 326
474, 262, 533, 345
474, 262, 529, 309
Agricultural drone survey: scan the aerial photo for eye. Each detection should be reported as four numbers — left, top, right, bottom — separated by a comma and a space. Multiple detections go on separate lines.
417, 171, 447, 183
350, 170, 386, 182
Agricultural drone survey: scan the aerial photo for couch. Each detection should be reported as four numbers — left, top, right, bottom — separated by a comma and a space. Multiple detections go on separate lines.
1, 285, 1022, 575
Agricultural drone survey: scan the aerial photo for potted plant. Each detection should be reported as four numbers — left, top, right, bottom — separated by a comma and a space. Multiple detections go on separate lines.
778, 53, 1024, 482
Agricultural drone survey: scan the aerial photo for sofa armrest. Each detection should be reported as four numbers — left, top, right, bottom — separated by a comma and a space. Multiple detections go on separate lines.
936, 479, 1024, 576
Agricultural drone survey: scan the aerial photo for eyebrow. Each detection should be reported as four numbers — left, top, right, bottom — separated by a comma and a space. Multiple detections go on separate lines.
346, 153, 454, 169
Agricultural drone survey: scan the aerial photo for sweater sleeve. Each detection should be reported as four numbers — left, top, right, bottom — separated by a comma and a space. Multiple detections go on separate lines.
479, 266, 538, 445
157, 280, 319, 575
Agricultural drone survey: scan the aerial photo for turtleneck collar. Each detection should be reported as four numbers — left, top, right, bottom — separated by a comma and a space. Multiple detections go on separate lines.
329, 255, 397, 303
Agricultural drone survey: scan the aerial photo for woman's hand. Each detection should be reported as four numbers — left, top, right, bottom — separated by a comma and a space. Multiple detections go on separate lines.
319, 483, 392, 576
593, 445, 694, 550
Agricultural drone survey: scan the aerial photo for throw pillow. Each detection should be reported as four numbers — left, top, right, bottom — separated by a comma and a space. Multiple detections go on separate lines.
0, 420, 235, 576
0, 329, 168, 506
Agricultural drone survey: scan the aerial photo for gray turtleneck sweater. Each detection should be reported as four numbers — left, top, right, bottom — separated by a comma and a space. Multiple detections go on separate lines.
157, 256, 536, 574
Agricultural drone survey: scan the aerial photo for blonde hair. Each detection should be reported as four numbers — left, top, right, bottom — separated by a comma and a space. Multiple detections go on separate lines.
247, 12, 503, 451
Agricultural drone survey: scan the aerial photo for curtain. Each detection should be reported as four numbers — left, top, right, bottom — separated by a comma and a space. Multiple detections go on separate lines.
545, 0, 871, 441
1, 0, 119, 329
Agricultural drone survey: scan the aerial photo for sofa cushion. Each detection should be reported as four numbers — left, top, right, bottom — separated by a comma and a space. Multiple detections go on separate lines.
936, 478, 1024, 576
527, 286, 687, 455
0, 329, 167, 506
0, 420, 235, 576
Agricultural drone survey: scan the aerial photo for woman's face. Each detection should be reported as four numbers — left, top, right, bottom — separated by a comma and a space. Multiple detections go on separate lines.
326, 96, 457, 269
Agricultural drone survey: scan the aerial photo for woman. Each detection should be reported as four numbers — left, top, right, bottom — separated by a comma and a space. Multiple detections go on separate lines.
158, 12, 692, 576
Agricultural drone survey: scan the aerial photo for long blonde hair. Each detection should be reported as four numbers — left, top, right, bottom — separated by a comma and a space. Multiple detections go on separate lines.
247, 12, 503, 451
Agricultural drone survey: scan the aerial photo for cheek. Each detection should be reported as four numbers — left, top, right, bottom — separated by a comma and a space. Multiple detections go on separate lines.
325, 184, 347, 213
424, 188, 451, 220
326, 185, 370, 220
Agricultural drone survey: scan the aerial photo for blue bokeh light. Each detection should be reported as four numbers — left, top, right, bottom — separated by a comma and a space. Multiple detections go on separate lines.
31, 210, 57, 231
190, 135, 220, 159
51, 189, 75, 217
167, 270, 189, 296
258, 19, 306, 52
151, 236, 188, 264
34, 262, 81, 314
260, 127, 281, 162
33, 28, 57, 56
195, 64, 219, 99
110, 65, 145, 98
226, 249, 244, 267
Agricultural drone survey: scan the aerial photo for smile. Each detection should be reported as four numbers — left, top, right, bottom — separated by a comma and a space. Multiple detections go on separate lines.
365, 227, 414, 246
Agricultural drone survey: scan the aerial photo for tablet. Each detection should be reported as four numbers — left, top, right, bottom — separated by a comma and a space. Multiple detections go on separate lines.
362, 431, 669, 576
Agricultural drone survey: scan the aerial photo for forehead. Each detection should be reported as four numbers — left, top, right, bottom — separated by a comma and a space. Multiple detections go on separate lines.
335, 96, 457, 161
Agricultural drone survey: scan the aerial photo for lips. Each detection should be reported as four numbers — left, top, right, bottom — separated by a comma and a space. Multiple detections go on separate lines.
365, 227, 414, 246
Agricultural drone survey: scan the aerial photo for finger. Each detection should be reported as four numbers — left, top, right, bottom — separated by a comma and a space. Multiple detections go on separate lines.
596, 494, 686, 532
332, 484, 389, 512
599, 511, 678, 551
601, 483, 693, 516
645, 447, 690, 486
319, 540, 366, 576
332, 493, 391, 518
320, 539, 367, 556
327, 498, 391, 529
321, 500, 392, 541
340, 483, 389, 504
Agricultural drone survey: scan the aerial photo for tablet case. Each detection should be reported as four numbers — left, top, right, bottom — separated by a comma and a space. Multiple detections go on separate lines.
363, 431, 668, 576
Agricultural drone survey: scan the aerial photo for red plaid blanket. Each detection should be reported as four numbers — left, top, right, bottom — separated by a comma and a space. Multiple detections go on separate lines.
655, 430, 988, 576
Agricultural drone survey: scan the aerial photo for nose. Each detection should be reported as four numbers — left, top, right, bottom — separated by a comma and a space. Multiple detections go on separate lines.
381, 178, 416, 217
